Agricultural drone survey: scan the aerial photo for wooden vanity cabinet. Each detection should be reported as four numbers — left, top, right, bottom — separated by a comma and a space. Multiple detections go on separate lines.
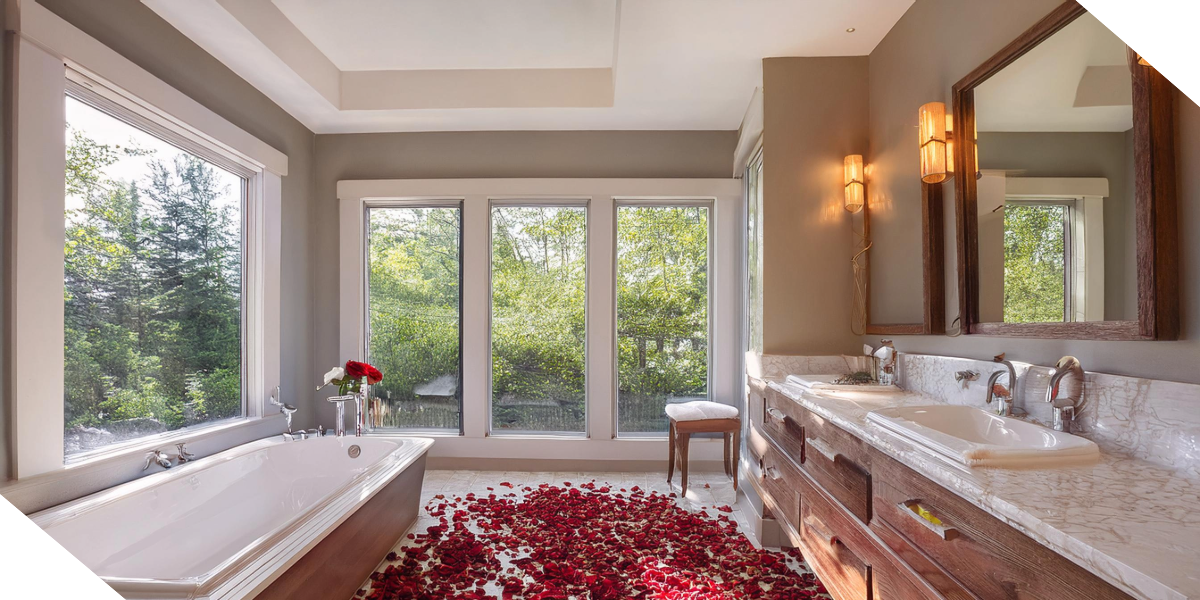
746, 381, 1136, 600
871, 452, 1135, 600
762, 387, 807, 463
759, 443, 804, 536
798, 407, 872, 524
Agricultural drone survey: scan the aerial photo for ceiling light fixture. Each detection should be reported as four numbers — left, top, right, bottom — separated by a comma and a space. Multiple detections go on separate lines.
846, 27, 857, 33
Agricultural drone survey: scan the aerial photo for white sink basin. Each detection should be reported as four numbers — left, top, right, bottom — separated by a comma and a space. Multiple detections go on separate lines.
867, 405, 1100, 469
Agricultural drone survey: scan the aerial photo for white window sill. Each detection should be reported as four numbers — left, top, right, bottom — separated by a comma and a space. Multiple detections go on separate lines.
1, 414, 286, 514
63, 414, 283, 470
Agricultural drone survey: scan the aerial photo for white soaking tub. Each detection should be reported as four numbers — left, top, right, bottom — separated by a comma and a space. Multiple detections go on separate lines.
33, 435, 433, 600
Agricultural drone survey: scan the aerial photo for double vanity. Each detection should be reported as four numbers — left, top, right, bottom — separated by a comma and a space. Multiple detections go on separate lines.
745, 365, 1200, 600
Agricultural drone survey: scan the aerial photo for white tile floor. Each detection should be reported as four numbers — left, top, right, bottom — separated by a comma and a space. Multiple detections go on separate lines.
356, 469, 814, 598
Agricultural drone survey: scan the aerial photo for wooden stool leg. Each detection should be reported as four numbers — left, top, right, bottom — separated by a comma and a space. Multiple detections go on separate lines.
723, 432, 731, 476
667, 421, 676, 483
678, 431, 691, 495
731, 428, 740, 492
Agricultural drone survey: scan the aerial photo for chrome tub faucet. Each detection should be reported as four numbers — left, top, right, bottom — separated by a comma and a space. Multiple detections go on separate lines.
143, 449, 173, 471
1045, 356, 1082, 432
269, 386, 298, 433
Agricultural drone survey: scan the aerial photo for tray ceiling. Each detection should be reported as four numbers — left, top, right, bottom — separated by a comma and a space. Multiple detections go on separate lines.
143, 0, 914, 133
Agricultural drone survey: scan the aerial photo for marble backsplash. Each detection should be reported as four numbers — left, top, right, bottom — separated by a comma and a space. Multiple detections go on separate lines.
747, 352, 873, 380
898, 353, 1200, 477
752, 352, 1200, 477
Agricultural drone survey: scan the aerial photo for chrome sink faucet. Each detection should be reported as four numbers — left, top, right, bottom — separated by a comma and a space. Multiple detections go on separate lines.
985, 360, 1017, 416
1045, 356, 1082, 432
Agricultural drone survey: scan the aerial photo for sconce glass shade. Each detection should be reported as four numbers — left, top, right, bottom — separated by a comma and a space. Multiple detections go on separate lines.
919, 102, 948, 184
844, 154, 864, 213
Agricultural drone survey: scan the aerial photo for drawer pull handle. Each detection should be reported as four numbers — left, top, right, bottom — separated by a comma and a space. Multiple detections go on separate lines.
763, 466, 783, 481
803, 515, 839, 546
805, 436, 840, 462
899, 500, 959, 541
766, 407, 786, 423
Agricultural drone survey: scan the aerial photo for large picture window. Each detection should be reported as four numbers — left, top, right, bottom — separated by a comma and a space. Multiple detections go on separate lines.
616, 203, 711, 435
490, 204, 587, 434
64, 94, 246, 456
366, 204, 463, 431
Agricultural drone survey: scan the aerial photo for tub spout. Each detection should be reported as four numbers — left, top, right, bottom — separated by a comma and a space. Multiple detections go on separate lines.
143, 450, 172, 471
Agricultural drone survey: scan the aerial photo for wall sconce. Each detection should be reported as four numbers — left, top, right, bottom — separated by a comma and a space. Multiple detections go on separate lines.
918, 102, 951, 184
844, 153, 871, 335
844, 154, 865, 213
918, 102, 979, 183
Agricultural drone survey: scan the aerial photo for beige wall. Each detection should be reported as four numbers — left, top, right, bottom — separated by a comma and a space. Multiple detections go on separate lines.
864, 0, 1200, 384
311, 130, 736, 425
0, 0, 318, 480
760, 57, 868, 355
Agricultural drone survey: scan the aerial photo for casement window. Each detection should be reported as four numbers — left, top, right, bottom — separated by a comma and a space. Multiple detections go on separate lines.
745, 149, 764, 355
615, 202, 712, 435
365, 203, 464, 432
63, 90, 250, 457
8, 6, 285, 480
338, 180, 741, 454
1000, 188, 1105, 324
489, 203, 588, 435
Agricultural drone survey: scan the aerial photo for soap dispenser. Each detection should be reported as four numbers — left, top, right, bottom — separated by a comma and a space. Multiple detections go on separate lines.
874, 340, 897, 386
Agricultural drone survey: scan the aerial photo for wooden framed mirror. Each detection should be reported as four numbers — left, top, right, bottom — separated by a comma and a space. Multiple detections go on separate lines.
952, 0, 1178, 340
863, 182, 945, 336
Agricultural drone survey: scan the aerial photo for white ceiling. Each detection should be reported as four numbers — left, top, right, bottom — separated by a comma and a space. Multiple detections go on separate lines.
975, 13, 1133, 133
274, 0, 620, 71
143, 0, 914, 133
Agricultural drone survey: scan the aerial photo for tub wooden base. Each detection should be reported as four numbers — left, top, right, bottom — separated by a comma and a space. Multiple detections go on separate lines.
254, 453, 427, 600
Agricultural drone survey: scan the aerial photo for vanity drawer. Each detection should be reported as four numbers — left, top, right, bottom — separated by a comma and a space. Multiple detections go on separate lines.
759, 444, 803, 535
799, 408, 872, 523
762, 388, 806, 462
746, 423, 771, 463
874, 455, 1134, 600
800, 483, 872, 600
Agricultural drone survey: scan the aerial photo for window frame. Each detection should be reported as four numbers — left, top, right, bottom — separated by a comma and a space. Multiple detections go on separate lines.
61, 83, 257, 462
337, 179, 742, 458
362, 199, 466, 434
487, 199, 591, 438
7, 3, 286, 481
745, 146, 764, 356
1002, 199, 1075, 322
612, 199, 715, 439
1001, 178, 1108, 324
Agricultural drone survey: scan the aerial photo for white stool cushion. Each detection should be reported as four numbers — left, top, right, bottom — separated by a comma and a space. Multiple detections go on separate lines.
665, 401, 739, 422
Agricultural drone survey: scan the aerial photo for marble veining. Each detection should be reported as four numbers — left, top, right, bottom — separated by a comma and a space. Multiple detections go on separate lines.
763, 378, 1200, 600
899, 353, 1200, 476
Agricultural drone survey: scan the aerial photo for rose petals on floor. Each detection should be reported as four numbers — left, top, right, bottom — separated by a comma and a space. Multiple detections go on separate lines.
358, 480, 829, 599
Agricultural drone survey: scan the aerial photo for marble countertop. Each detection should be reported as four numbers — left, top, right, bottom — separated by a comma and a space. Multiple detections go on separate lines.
760, 377, 1200, 600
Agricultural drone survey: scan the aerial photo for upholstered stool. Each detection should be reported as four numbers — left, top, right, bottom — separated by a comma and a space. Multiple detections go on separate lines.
666, 401, 740, 495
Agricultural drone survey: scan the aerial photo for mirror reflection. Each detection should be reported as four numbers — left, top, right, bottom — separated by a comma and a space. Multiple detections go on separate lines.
974, 13, 1133, 324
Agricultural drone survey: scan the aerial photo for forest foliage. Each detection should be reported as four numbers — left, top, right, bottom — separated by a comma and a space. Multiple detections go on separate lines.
67, 98, 711, 446
366, 204, 710, 434
1003, 204, 1067, 323
64, 100, 242, 454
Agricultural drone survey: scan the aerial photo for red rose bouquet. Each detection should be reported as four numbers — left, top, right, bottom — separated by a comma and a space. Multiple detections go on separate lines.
317, 359, 383, 395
